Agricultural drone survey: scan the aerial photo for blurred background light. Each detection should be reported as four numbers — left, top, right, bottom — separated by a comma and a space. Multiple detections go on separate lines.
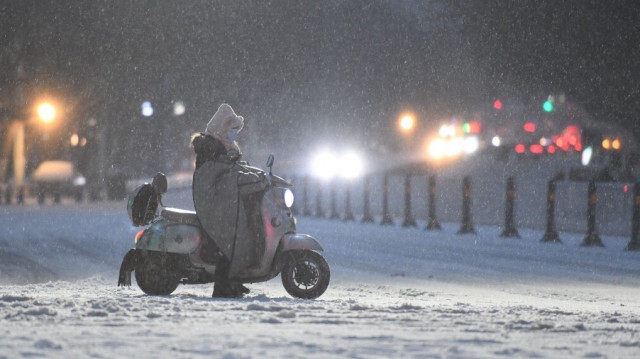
582, 146, 593, 166
462, 136, 479, 154
37, 102, 56, 123
311, 150, 335, 179
173, 101, 185, 116
141, 101, 154, 117
338, 151, 364, 179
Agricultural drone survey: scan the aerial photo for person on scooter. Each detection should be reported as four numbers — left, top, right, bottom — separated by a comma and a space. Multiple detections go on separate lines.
191, 103, 267, 298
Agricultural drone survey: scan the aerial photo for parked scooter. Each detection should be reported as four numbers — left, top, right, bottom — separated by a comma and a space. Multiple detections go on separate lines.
118, 155, 330, 299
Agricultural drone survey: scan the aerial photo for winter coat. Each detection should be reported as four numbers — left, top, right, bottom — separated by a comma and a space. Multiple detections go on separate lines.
191, 134, 266, 276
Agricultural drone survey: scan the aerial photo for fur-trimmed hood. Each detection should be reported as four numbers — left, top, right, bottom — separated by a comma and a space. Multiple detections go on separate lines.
190, 133, 228, 169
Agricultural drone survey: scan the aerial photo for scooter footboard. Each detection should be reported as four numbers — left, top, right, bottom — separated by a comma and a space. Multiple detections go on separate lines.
280, 233, 324, 252
117, 249, 139, 287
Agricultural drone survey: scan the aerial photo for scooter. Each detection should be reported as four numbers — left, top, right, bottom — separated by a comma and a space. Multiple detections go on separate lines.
118, 155, 330, 299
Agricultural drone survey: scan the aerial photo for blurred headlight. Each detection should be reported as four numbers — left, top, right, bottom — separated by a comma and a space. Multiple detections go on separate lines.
73, 176, 86, 186
338, 151, 364, 179
284, 189, 294, 208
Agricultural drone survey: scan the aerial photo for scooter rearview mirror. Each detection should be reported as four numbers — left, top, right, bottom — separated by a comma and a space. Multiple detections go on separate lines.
266, 154, 274, 175
151, 172, 168, 195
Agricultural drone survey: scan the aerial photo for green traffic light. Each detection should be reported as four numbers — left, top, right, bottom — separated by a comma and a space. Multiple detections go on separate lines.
543, 100, 554, 112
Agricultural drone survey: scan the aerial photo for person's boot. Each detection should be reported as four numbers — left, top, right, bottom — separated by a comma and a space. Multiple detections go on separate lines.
229, 281, 250, 295
237, 283, 250, 294
212, 281, 243, 298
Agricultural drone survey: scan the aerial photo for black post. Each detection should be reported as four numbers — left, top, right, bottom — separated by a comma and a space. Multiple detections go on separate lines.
362, 176, 374, 223
457, 176, 476, 234
541, 180, 562, 243
380, 172, 394, 225
426, 175, 441, 230
329, 179, 340, 219
289, 175, 298, 216
315, 181, 325, 218
625, 182, 640, 251
302, 176, 311, 216
17, 186, 24, 204
581, 180, 604, 247
402, 172, 417, 227
500, 176, 520, 238
344, 180, 354, 221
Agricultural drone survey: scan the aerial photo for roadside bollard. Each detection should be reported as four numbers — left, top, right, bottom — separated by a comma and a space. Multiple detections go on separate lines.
380, 172, 394, 225
53, 189, 61, 204
329, 180, 340, 219
362, 176, 375, 223
17, 187, 24, 204
541, 180, 562, 243
457, 176, 476, 234
625, 182, 640, 251
426, 175, 441, 230
302, 176, 311, 216
581, 180, 604, 247
315, 181, 325, 218
289, 176, 298, 216
402, 172, 417, 227
344, 180, 354, 221
500, 177, 520, 238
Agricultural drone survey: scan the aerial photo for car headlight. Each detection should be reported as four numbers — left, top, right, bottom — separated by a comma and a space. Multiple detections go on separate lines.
284, 189, 294, 208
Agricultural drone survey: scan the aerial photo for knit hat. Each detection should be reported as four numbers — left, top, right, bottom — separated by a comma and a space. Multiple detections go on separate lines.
205, 104, 244, 139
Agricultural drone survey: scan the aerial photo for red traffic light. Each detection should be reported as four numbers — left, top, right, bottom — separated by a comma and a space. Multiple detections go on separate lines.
493, 99, 502, 110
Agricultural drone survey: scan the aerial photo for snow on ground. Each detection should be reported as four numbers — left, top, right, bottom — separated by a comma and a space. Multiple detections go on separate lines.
1, 190, 640, 358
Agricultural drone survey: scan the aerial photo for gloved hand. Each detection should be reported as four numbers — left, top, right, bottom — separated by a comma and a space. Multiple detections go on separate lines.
237, 169, 268, 195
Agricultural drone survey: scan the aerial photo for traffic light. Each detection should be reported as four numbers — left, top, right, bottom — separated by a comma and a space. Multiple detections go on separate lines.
462, 121, 482, 134
543, 100, 553, 112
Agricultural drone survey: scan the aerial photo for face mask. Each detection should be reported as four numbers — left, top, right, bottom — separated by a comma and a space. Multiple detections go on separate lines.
227, 129, 239, 142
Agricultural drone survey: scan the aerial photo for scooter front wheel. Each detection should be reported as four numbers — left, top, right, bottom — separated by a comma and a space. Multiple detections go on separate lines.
281, 250, 330, 299
135, 257, 179, 296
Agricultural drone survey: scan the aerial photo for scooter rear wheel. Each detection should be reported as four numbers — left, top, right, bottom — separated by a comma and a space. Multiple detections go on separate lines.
135, 257, 179, 295
281, 250, 330, 299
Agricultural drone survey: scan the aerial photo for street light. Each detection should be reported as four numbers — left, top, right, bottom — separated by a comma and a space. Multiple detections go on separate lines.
2, 99, 60, 202
399, 114, 415, 133
37, 102, 56, 123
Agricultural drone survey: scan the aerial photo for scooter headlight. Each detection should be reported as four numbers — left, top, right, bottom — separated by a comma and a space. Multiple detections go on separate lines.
284, 189, 294, 208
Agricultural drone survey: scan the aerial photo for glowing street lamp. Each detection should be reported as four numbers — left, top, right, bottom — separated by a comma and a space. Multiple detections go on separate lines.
37, 102, 56, 123
399, 114, 415, 133
5, 100, 60, 198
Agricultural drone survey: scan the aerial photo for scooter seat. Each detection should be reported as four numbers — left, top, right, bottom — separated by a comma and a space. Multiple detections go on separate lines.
161, 207, 201, 226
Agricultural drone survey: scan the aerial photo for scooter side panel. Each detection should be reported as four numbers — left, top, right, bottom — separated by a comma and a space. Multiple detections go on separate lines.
228, 187, 295, 279
136, 222, 202, 254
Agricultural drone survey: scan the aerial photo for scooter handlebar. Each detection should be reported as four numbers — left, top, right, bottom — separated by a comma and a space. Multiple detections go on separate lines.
235, 161, 293, 188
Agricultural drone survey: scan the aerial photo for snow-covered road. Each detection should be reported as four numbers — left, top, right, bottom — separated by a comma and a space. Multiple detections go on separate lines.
1, 195, 640, 358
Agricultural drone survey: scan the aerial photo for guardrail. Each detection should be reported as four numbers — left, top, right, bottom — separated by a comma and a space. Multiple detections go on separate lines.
288, 173, 640, 251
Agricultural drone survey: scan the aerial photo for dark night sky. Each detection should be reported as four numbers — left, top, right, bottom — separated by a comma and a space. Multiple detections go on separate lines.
1, 0, 639, 175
